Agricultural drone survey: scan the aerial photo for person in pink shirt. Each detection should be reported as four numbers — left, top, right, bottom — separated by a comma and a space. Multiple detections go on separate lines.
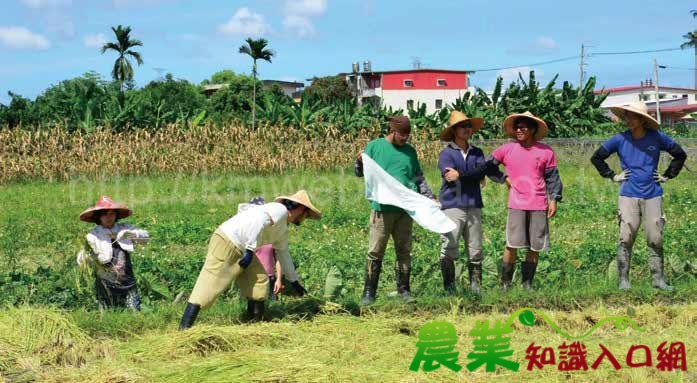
255, 244, 283, 300
247, 197, 284, 300
489, 112, 563, 290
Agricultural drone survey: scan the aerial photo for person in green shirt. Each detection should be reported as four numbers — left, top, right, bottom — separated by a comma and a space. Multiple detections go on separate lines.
355, 116, 435, 304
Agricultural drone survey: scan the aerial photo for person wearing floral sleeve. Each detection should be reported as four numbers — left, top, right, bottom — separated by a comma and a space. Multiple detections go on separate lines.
78, 196, 150, 310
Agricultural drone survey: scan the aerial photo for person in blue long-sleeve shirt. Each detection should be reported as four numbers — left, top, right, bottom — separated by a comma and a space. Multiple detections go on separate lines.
437, 111, 506, 294
590, 102, 687, 291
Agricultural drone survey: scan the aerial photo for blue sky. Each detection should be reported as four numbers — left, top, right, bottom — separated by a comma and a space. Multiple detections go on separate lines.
1, 0, 696, 104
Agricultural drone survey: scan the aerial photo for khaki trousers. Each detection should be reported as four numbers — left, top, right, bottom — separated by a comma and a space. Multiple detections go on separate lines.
618, 196, 664, 251
368, 210, 413, 273
189, 229, 269, 308
439, 207, 483, 264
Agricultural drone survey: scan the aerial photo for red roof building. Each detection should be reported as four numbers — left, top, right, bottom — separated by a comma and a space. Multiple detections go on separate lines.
342, 65, 474, 113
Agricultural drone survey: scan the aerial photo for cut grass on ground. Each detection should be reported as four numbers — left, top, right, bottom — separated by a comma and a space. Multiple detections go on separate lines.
1, 301, 695, 382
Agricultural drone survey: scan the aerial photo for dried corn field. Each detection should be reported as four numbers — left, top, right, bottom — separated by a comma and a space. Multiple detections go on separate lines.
0, 124, 445, 184
3, 124, 695, 185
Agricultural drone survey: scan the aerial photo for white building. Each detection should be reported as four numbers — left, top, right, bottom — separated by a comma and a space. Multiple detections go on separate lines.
203, 80, 304, 100
596, 85, 697, 107
595, 85, 697, 125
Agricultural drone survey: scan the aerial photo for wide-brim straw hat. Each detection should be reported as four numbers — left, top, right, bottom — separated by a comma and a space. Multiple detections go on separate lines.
79, 196, 132, 223
609, 102, 660, 129
503, 111, 549, 140
439, 110, 484, 141
275, 190, 322, 220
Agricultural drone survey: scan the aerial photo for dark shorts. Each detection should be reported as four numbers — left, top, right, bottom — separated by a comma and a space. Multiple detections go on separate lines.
506, 209, 549, 252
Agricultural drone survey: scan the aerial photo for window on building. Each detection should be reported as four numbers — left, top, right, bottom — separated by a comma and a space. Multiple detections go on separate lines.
404, 80, 414, 87
407, 100, 414, 109
435, 99, 443, 109
437, 79, 447, 87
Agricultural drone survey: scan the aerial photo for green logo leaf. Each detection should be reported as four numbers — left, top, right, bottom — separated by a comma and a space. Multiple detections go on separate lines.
518, 310, 535, 326
627, 307, 636, 317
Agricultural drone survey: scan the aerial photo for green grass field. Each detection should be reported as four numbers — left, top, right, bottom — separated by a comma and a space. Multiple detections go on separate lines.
1, 144, 696, 382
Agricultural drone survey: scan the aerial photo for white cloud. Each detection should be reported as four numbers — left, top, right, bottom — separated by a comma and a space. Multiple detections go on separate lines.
19, 0, 71, 8
282, 0, 326, 38
112, 0, 171, 7
0, 26, 51, 49
284, 0, 327, 16
218, 7, 271, 37
83, 33, 106, 48
45, 12, 75, 38
179, 33, 200, 42
18, 1, 75, 39
532, 36, 559, 50
507, 36, 560, 56
283, 15, 315, 38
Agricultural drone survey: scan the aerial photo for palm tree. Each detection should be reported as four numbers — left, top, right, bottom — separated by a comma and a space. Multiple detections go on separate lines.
684, 11, 697, 89
239, 38, 274, 130
101, 25, 144, 93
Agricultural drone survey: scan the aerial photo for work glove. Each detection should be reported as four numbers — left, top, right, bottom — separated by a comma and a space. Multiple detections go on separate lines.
76, 250, 89, 266
238, 249, 255, 269
612, 170, 631, 183
115, 229, 135, 242
290, 280, 307, 297
653, 171, 668, 184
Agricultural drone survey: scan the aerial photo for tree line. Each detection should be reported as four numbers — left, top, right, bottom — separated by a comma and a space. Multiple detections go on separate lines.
4, 24, 696, 138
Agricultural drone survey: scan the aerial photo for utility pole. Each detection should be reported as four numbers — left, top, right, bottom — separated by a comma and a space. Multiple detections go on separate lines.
578, 44, 586, 95
653, 58, 662, 124
694, 44, 697, 90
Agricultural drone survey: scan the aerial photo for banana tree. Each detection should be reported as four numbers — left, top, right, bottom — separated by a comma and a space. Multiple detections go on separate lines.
282, 96, 331, 134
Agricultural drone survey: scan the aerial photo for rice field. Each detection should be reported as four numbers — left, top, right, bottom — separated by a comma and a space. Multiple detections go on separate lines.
0, 131, 696, 382
0, 302, 695, 382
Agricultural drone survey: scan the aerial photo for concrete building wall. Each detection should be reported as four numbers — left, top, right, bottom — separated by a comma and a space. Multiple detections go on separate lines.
601, 89, 697, 107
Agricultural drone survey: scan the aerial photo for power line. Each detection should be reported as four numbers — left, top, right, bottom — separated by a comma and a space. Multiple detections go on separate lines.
470, 55, 580, 72
469, 47, 684, 73
658, 65, 697, 71
589, 47, 682, 56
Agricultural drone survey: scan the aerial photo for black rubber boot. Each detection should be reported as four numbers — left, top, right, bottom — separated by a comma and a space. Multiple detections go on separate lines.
501, 262, 515, 290
468, 263, 482, 294
268, 276, 277, 301
396, 265, 412, 301
360, 259, 382, 305
440, 258, 456, 295
246, 300, 265, 322
179, 302, 200, 331
521, 261, 537, 291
